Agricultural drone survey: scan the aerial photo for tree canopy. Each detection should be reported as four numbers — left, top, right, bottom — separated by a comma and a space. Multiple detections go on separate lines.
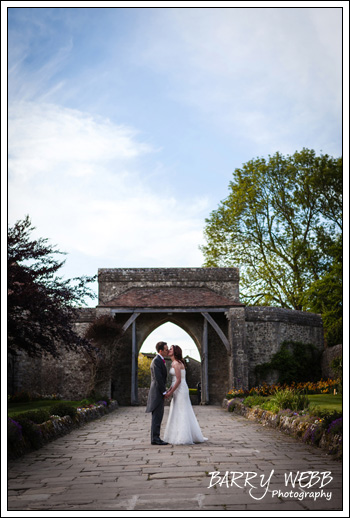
8, 216, 97, 357
201, 149, 342, 345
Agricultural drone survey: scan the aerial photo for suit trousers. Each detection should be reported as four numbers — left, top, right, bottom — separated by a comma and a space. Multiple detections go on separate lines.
151, 400, 164, 442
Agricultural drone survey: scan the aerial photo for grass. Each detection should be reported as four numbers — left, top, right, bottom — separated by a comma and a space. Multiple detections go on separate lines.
307, 394, 342, 412
8, 400, 84, 418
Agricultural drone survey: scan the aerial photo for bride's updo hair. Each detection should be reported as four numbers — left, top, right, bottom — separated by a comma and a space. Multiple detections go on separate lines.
172, 345, 186, 367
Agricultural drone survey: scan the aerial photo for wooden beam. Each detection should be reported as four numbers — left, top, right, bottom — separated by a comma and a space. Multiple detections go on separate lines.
121, 312, 141, 332
201, 317, 209, 404
107, 307, 243, 313
201, 312, 230, 354
131, 320, 139, 405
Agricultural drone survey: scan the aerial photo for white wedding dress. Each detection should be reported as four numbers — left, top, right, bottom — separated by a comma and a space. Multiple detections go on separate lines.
163, 367, 208, 445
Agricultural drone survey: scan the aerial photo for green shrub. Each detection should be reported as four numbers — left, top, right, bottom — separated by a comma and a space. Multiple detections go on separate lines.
269, 389, 310, 411
255, 340, 322, 385
243, 395, 267, 408
88, 392, 111, 405
14, 416, 43, 449
79, 398, 93, 407
259, 400, 280, 414
49, 403, 78, 419
14, 409, 51, 424
9, 391, 32, 403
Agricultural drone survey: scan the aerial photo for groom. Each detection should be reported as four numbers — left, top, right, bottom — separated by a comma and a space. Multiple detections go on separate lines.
146, 341, 169, 445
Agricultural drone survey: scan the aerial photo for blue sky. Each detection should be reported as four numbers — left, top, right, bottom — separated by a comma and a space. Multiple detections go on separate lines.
5, 5, 344, 358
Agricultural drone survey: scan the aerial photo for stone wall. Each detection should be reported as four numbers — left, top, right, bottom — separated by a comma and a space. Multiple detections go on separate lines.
184, 357, 201, 389
208, 315, 231, 403
98, 267, 240, 304
8, 347, 95, 400
245, 307, 324, 386
8, 273, 327, 403
322, 344, 342, 378
8, 308, 97, 399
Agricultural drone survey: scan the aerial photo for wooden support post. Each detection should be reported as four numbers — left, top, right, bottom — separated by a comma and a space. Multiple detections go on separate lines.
122, 312, 141, 332
201, 312, 230, 354
201, 317, 209, 404
131, 319, 138, 405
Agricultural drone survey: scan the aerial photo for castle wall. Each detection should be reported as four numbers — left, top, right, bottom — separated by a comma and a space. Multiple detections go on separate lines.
8, 271, 327, 403
98, 267, 240, 304
8, 308, 97, 399
245, 307, 324, 386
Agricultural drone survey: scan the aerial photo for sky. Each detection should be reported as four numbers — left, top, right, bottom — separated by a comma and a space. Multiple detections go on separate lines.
4, 4, 345, 360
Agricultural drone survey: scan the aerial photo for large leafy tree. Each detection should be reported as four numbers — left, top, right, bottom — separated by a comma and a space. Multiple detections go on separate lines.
8, 216, 97, 357
201, 149, 342, 345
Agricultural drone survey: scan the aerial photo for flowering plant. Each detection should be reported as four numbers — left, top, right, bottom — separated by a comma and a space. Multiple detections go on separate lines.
7, 417, 23, 445
327, 417, 342, 435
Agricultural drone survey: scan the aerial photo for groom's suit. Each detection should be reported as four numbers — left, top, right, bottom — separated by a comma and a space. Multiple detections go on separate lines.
146, 354, 167, 442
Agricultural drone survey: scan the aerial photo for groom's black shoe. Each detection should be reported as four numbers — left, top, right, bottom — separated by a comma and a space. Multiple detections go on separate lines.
151, 438, 168, 445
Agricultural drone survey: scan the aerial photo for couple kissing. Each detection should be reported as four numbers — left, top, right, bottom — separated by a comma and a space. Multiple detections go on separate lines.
145, 341, 208, 445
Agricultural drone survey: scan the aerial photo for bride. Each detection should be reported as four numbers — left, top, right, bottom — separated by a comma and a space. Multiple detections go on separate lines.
163, 345, 208, 445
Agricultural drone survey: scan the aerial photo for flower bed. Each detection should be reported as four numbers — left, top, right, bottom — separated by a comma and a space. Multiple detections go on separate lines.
223, 398, 342, 459
226, 379, 340, 399
8, 400, 119, 460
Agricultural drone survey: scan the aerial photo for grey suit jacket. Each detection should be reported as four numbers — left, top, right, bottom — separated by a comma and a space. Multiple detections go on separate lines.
145, 355, 167, 413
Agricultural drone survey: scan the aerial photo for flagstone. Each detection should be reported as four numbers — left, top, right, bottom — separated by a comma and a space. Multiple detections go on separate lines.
7, 406, 342, 511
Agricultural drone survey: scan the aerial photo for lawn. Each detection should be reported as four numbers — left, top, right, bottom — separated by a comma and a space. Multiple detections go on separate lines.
8, 400, 83, 418
307, 394, 342, 412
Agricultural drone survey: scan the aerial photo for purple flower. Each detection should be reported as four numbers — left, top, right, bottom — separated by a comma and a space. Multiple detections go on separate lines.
8, 417, 23, 442
327, 417, 343, 435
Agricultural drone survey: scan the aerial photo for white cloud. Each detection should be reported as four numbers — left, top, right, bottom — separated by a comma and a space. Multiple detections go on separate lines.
9, 102, 151, 180
137, 7, 342, 156
8, 101, 207, 276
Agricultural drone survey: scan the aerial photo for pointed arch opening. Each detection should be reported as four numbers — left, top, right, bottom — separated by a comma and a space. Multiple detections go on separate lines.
137, 322, 202, 402
140, 322, 201, 362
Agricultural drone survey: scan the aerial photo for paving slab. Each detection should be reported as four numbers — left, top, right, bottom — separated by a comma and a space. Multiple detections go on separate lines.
7, 405, 344, 511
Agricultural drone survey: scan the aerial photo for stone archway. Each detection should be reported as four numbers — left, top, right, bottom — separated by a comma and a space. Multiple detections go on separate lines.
96, 268, 246, 405
138, 315, 202, 354
11, 267, 324, 401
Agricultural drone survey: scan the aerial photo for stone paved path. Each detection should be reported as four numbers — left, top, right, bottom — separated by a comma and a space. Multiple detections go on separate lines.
7, 406, 343, 511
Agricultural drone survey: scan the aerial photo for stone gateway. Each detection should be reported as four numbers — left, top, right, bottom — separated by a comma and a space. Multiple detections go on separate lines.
9, 268, 324, 405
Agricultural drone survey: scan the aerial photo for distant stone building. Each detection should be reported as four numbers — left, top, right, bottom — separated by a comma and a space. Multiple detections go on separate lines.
8, 268, 324, 405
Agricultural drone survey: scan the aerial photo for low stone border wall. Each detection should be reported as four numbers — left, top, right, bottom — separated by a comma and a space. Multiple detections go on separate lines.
8, 401, 119, 460
222, 398, 342, 459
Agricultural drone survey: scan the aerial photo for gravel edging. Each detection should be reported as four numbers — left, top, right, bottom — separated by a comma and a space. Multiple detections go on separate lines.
222, 398, 342, 459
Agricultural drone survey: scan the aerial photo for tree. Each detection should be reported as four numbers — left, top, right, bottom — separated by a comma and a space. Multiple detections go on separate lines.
305, 235, 342, 346
138, 354, 152, 388
201, 149, 342, 343
84, 314, 123, 395
8, 215, 97, 357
